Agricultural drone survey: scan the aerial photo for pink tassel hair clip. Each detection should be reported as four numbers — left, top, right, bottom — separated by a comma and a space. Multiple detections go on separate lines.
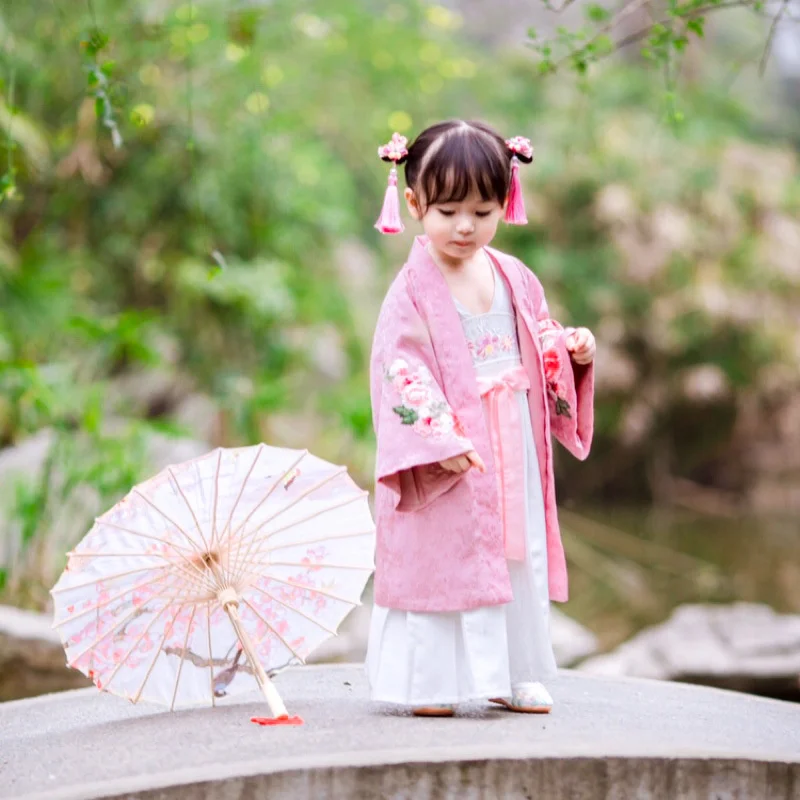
375, 133, 409, 235
504, 136, 534, 226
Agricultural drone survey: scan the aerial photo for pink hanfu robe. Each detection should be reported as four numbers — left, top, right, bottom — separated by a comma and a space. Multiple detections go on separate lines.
370, 236, 594, 612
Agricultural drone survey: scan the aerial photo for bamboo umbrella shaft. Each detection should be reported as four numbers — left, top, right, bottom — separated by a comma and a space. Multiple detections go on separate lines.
221, 592, 288, 718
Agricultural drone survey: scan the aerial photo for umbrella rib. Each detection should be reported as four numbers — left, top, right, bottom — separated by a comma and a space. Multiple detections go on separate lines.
240, 597, 305, 664
210, 448, 223, 552
207, 602, 215, 708
94, 519, 219, 594
101, 596, 177, 694
242, 574, 360, 606
228, 466, 350, 584
248, 560, 374, 572
220, 450, 308, 579
65, 579, 179, 668
132, 488, 205, 556
248, 583, 338, 636
170, 605, 198, 711
93, 520, 195, 554
218, 444, 264, 545
52, 564, 167, 595
261, 529, 375, 554
59, 551, 214, 597
133, 604, 185, 704
55, 574, 175, 628
230, 491, 370, 577
167, 467, 212, 553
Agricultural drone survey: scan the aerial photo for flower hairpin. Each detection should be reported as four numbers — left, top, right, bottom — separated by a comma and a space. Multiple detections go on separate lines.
375, 132, 409, 234
378, 133, 409, 164
505, 136, 534, 163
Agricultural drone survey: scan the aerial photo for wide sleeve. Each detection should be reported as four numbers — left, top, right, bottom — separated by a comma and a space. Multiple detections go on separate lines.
522, 264, 594, 461
370, 275, 475, 512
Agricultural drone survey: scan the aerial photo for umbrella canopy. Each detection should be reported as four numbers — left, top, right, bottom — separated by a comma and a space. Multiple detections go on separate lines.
51, 445, 375, 721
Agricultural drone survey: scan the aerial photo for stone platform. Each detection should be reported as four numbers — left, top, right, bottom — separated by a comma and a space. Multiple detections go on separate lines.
0, 665, 798, 799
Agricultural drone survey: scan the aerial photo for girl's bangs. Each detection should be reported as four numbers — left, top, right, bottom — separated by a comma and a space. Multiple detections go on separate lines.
419, 134, 508, 207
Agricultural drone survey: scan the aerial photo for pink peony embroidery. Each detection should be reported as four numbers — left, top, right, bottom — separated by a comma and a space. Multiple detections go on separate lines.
385, 358, 466, 442
542, 348, 562, 383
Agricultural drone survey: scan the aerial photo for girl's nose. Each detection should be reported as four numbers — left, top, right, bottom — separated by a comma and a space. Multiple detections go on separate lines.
456, 217, 474, 234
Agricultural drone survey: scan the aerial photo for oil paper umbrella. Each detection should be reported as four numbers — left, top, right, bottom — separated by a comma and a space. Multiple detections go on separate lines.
50, 445, 375, 725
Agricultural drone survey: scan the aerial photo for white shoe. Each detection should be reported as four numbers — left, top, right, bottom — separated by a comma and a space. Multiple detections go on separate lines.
490, 682, 553, 714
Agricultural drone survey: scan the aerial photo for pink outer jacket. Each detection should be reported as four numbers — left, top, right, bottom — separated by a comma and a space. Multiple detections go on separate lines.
370, 236, 594, 612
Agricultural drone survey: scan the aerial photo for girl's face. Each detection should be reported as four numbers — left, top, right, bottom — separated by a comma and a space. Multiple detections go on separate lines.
405, 188, 505, 263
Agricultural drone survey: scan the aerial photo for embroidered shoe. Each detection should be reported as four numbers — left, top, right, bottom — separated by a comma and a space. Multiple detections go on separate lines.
412, 704, 455, 717
489, 682, 553, 714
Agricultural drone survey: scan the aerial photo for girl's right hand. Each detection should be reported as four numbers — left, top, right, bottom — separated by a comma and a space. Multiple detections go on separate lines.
439, 450, 486, 474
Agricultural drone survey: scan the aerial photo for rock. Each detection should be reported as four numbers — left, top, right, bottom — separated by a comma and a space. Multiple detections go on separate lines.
108, 367, 194, 418
0, 604, 89, 701
307, 601, 372, 665
577, 602, 800, 701
171, 393, 221, 446
550, 607, 599, 667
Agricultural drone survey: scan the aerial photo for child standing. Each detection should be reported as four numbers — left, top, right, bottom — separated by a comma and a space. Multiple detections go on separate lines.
365, 120, 596, 717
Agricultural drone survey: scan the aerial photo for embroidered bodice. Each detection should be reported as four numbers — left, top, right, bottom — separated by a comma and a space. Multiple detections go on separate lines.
453, 263, 523, 379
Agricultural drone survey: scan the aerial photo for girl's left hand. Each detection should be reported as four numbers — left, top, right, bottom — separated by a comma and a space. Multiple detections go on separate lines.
566, 327, 596, 365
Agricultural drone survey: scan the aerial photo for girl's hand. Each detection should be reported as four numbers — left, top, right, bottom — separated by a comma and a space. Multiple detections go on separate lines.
439, 450, 486, 474
566, 327, 596, 365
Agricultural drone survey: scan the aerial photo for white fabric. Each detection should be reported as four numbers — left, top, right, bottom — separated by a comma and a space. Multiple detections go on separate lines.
366, 263, 557, 706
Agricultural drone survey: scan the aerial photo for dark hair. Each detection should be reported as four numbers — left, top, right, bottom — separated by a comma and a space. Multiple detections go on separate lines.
398, 120, 531, 209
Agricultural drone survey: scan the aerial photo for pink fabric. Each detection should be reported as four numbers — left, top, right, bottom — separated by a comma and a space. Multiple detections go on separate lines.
477, 366, 529, 561
375, 168, 404, 235
504, 158, 527, 225
370, 236, 594, 612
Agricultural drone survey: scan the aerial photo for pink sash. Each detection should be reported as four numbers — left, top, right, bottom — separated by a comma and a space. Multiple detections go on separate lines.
477, 366, 529, 561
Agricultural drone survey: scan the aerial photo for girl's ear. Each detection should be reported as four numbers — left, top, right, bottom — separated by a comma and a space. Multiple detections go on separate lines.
404, 188, 423, 220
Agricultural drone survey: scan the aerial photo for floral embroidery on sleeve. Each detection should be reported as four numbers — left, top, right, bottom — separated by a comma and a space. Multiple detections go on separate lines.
538, 319, 572, 418
385, 358, 468, 441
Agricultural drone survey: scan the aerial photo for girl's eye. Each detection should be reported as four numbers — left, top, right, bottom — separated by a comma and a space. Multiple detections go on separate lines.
476, 211, 492, 218
438, 209, 455, 217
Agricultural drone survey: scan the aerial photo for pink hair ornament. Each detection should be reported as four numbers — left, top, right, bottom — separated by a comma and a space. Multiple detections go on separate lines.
504, 136, 534, 226
375, 132, 409, 235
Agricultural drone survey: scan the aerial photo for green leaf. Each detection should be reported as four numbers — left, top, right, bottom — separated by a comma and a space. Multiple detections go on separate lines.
686, 18, 705, 37
594, 34, 614, 56
585, 4, 612, 23
527, 27, 538, 40
392, 405, 418, 425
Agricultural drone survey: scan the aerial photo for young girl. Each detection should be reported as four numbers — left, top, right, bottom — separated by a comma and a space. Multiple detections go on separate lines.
365, 120, 596, 717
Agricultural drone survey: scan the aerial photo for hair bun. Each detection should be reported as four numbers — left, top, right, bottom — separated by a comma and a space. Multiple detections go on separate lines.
505, 136, 534, 164
378, 132, 409, 165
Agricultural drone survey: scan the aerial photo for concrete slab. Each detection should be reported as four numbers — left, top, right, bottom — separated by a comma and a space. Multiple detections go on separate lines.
0, 665, 798, 799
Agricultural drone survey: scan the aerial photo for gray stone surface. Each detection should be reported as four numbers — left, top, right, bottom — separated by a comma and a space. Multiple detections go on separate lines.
578, 603, 800, 700
1, 664, 798, 800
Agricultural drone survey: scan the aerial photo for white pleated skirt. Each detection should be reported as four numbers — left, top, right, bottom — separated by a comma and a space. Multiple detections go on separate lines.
366, 391, 558, 706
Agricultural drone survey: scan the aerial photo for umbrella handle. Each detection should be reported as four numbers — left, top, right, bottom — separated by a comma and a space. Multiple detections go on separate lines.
223, 599, 289, 719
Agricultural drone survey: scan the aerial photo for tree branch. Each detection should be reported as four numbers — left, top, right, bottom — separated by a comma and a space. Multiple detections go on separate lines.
759, 0, 791, 76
